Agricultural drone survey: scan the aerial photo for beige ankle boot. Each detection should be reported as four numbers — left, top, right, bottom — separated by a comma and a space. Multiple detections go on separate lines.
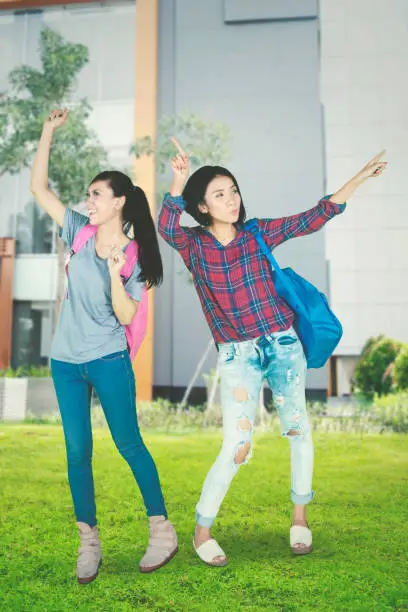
76, 522, 102, 584
139, 516, 178, 573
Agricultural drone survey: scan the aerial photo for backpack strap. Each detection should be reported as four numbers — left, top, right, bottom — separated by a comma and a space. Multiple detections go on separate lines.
245, 219, 307, 316
71, 224, 98, 254
64, 225, 97, 299
245, 219, 283, 273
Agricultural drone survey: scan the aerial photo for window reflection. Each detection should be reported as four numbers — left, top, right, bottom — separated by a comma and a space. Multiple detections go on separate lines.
11, 302, 51, 368
16, 200, 53, 255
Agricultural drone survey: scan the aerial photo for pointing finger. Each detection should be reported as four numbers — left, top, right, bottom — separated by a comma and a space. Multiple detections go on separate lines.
368, 149, 387, 165
171, 137, 187, 157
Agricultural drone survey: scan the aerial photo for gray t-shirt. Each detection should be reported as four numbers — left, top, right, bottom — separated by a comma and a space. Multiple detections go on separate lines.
50, 208, 144, 363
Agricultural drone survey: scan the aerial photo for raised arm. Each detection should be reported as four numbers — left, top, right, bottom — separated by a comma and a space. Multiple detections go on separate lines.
158, 138, 194, 264
259, 196, 346, 247
30, 109, 69, 228
261, 150, 388, 248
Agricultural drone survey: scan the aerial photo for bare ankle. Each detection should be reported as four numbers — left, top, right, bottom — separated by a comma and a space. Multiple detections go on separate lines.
292, 505, 307, 525
195, 524, 211, 542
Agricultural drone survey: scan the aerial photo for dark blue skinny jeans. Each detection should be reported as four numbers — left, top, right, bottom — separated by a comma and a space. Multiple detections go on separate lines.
51, 350, 167, 527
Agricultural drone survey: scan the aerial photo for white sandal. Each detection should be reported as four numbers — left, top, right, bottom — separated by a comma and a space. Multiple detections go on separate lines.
193, 537, 228, 567
290, 525, 313, 555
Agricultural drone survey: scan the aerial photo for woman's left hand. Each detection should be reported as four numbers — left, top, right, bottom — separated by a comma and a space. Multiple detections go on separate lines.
108, 246, 126, 276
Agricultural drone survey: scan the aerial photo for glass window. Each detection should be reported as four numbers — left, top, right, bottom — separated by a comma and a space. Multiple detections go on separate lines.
11, 301, 51, 368
15, 200, 53, 255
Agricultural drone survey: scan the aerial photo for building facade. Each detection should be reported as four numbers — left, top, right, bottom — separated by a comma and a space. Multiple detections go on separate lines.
1, 0, 406, 401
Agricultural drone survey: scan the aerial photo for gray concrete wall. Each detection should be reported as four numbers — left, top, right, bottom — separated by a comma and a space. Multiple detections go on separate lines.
154, 0, 329, 398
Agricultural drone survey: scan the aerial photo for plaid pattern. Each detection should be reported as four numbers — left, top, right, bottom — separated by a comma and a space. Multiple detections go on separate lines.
158, 193, 346, 344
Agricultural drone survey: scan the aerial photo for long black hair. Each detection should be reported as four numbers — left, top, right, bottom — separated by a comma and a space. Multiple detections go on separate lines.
90, 170, 163, 288
182, 165, 246, 227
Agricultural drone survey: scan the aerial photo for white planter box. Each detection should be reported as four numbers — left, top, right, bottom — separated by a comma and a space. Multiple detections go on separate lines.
0, 377, 60, 421
26, 378, 59, 417
0, 378, 28, 421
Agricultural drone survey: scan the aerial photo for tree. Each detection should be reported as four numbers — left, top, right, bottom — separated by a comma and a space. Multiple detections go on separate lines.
0, 27, 108, 334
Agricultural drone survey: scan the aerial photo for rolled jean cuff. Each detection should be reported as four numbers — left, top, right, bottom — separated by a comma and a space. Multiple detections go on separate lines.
195, 510, 215, 528
291, 489, 315, 505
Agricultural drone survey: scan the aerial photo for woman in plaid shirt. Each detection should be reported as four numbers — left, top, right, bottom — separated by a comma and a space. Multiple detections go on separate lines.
159, 140, 387, 566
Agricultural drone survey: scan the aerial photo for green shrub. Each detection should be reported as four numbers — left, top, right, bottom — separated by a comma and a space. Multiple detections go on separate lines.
371, 392, 408, 433
394, 346, 408, 390
354, 335, 405, 397
0, 367, 27, 378
0, 365, 51, 378
360, 335, 381, 358
0, 368, 16, 378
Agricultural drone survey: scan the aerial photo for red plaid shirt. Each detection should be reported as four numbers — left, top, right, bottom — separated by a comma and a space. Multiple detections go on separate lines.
158, 193, 346, 344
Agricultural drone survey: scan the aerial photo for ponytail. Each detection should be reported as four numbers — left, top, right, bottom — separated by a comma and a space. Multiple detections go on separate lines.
122, 186, 163, 288
90, 171, 163, 288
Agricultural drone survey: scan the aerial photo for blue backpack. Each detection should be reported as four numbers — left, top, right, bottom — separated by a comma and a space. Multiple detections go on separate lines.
245, 219, 343, 369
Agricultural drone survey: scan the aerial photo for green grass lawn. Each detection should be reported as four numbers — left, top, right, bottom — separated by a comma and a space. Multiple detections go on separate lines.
0, 425, 407, 612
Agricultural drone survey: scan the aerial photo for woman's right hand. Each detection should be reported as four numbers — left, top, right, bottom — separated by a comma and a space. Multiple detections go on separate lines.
170, 137, 189, 195
44, 109, 69, 132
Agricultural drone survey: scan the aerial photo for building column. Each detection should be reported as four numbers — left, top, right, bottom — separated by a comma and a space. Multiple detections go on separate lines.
0, 239, 16, 370
133, 0, 159, 402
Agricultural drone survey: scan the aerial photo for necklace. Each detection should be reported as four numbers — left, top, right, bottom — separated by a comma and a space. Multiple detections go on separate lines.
95, 236, 129, 258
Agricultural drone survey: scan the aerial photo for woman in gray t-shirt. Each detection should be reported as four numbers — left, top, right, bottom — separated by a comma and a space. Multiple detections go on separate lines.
30, 109, 177, 582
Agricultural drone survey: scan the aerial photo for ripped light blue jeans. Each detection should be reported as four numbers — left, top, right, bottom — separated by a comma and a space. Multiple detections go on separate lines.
196, 326, 314, 528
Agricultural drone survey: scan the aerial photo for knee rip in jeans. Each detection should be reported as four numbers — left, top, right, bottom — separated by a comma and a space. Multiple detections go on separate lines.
234, 418, 252, 465
283, 425, 306, 439
233, 387, 249, 403
287, 428, 301, 436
